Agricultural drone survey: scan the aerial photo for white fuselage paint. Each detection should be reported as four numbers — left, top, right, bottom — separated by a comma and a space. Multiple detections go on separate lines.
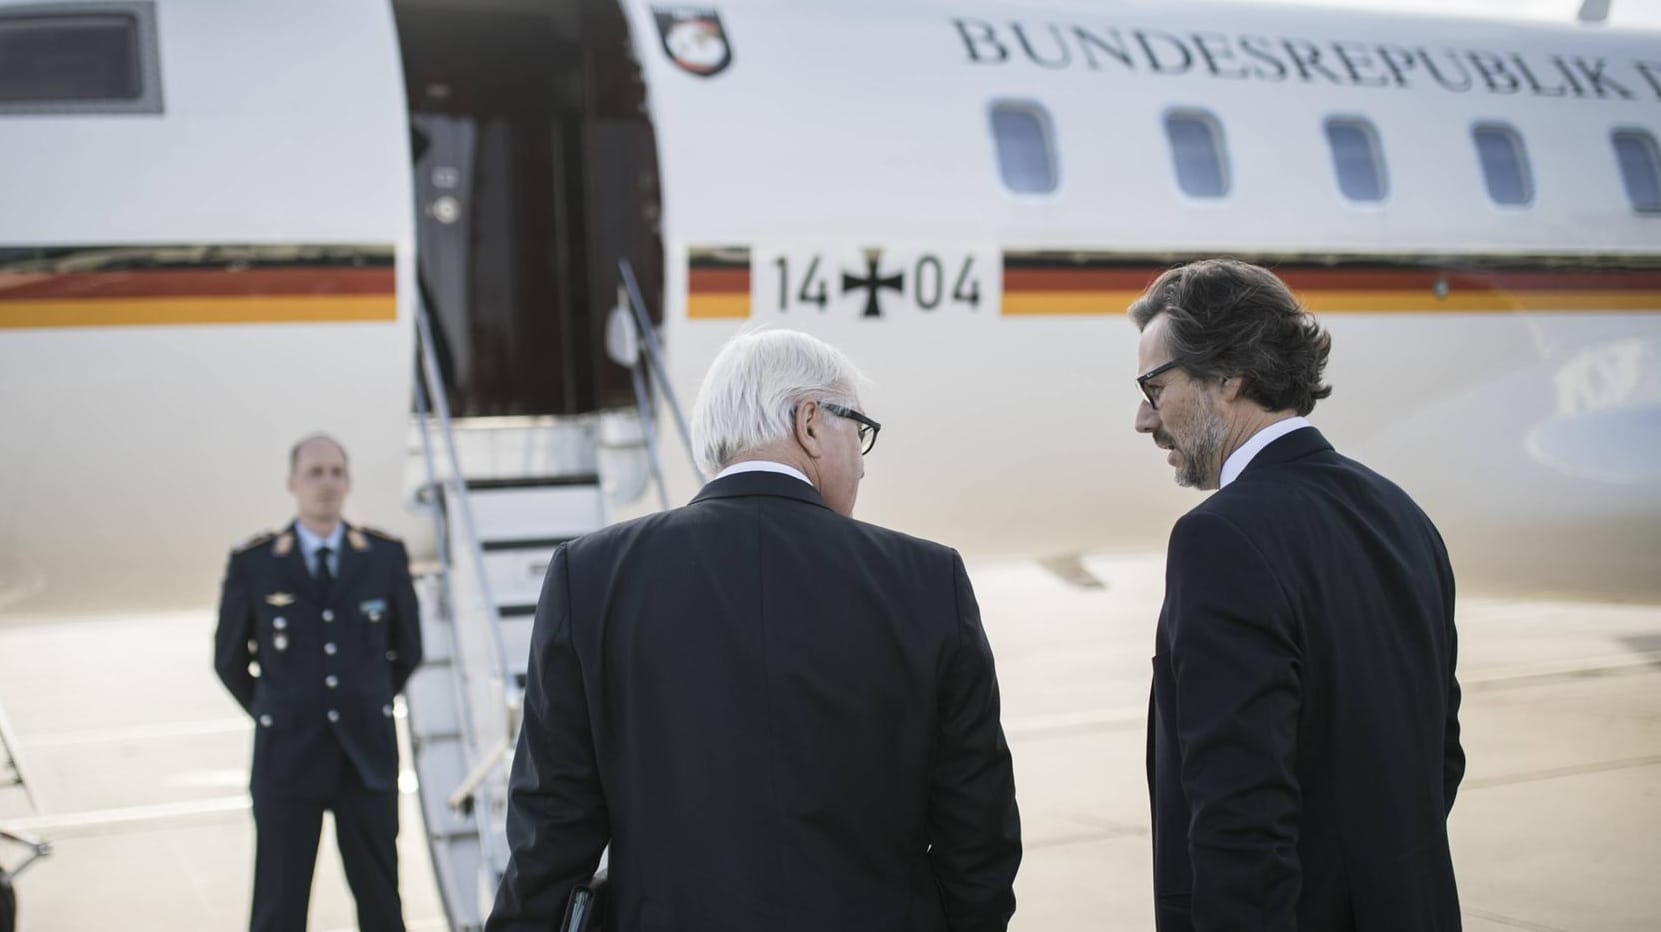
1, 0, 1658, 614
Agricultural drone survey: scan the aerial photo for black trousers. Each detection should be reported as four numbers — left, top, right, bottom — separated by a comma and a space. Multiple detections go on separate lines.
249, 741, 404, 932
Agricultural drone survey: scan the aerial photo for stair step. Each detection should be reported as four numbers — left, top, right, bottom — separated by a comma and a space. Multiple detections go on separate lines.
428, 827, 483, 843
405, 668, 462, 737
480, 536, 572, 552
466, 474, 599, 490
495, 616, 535, 678
446, 482, 604, 543
480, 546, 559, 607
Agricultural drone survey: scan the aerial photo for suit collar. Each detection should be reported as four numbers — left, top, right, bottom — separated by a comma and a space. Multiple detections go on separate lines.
690, 470, 829, 510
1240, 426, 1334, 477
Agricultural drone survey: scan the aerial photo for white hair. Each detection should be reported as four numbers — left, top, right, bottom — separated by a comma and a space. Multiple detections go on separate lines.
689, 328, 866, 477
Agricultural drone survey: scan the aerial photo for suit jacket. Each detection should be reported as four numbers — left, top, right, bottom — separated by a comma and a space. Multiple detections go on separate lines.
214, 521, 422, 797
486, 471, 1021, 932
1148, 428, 1463, 932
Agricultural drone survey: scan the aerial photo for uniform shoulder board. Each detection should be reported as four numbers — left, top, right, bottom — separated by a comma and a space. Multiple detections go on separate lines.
233, 530, 279, 554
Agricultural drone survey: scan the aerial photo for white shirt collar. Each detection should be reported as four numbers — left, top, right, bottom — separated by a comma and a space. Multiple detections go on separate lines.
294, 520, 345, 568
716, 460, 814, 488
1219, 417, 1313, 488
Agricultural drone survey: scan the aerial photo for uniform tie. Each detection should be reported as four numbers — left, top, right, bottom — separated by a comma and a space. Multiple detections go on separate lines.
315, 545, 335, 595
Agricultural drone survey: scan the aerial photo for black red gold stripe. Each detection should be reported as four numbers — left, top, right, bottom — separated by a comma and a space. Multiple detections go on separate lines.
0, 245, 396, 329
687, 248, 750, 320
1001, 253, 1661, 316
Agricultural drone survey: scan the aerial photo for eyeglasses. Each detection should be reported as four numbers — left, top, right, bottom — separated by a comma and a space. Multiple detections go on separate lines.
1136, 359, 1183, 411
821, 403, 882, 455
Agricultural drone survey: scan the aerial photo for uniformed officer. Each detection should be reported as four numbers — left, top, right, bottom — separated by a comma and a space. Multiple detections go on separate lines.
214, 433, 422, 932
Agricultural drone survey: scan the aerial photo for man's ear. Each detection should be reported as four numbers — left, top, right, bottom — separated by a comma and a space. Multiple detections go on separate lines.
1219, 375, 1246, 403
794, 400, 824, 459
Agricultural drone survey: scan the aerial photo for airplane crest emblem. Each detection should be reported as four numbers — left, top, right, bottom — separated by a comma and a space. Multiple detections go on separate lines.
653, 7, 732, 78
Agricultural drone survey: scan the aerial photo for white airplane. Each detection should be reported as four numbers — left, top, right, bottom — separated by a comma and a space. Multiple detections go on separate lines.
2, 0, 1659, 615
1, 0, 1658, 926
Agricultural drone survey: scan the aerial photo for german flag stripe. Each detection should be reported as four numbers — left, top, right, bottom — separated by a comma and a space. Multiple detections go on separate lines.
0, 267, 394, 300
1001, 254, 1661, 316
0, 245, 396, 330
687, 249, 751, 320
688, 267, 750, 294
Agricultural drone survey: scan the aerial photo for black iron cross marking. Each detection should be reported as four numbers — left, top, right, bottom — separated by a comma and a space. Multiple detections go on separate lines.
841, 250, 904, 318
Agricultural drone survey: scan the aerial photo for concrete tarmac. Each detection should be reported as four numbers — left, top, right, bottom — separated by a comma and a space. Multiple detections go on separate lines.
1, 552, 1657, 930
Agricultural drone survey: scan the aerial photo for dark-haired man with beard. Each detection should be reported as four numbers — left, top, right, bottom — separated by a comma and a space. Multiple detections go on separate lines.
1129, 259, 1464, 931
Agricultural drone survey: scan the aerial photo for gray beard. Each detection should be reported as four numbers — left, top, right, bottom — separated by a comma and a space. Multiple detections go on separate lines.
1173, 402, 1227, 489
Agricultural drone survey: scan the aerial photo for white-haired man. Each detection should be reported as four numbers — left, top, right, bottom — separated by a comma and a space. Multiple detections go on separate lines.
486, 329, 1022, 931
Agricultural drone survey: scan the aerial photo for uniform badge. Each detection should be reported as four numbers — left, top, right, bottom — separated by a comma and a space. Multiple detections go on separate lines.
265, 592, 296, 607
272, 532, 295, 557
348, 528, 370, 552
653, 7, 733, 78
360, 598, 387, 622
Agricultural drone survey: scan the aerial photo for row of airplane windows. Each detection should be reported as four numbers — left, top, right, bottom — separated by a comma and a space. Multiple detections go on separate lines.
989, 101, 1661, 215
9, 9, 1661, 218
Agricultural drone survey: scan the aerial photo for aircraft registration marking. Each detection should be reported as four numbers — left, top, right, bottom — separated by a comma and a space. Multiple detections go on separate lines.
689, 246, 997, 320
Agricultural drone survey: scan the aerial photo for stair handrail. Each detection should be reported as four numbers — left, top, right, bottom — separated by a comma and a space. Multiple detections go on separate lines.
414, 299, 513, 700
619, 259, 706, 485
412, 289, 515, 876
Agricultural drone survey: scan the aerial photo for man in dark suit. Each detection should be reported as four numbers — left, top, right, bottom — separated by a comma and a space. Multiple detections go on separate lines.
1130, 260, 1464, 931
214, 433, 422, 932
486, 329, 1021, 932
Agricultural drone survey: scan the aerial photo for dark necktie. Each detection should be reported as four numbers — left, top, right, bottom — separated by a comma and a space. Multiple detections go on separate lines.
315, 546, 335, 595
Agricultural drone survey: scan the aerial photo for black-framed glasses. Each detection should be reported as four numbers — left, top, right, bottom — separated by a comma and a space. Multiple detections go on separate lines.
1136, 359, 1183, 410
821, 402, 882, 455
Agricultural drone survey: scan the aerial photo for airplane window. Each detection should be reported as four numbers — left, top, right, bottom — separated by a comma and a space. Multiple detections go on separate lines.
0, 2, 161, 114
1611, 129, 1661, 214
1164, 111, 1230, 199
990, 101, 1058, 195
1324, 118, 1388, 203
1472, 123, 1533, 207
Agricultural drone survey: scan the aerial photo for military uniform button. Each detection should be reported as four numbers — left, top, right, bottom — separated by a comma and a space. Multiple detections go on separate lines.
258, 714, 273, 727
324, 642, 337, 655
273, 617, 287, 630
247, 639, 259, 654
322, 609, 334, 622
327, 709, 340, 723
325, 675, 339, 689
382, 704, 393, 718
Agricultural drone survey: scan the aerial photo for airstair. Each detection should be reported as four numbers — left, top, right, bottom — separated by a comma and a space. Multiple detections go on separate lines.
402, 263, 698, 931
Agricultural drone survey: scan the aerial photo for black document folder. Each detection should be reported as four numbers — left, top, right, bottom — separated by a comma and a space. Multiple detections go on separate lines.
559, 870, 608, 932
